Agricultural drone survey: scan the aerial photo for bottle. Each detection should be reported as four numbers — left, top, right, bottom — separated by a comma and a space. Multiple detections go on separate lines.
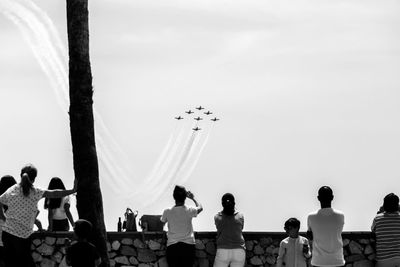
117, 217, 122, 232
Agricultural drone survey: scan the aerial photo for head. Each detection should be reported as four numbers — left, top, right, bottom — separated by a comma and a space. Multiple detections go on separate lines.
44, 177, 66, 209
383, 193, 399, 213
0, 175, 17, 195
173, 185, 187, 203
317, 186, 334, 206
284, 217, 300, 238
20, 164, 37, 197
73, 219, 92, 240
221, 193, 235, 216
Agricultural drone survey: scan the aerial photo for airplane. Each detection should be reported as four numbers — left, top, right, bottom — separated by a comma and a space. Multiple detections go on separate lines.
175, 116, 184, 120
196, 106, 205, 110
194, 117, 203, 121
193, 127, 201, 131
204, 111, 213, 115
185, 110, 194, 114
211, 117, 219, 121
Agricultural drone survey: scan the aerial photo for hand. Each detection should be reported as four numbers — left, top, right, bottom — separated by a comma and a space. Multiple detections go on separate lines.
186, 191, 194, 200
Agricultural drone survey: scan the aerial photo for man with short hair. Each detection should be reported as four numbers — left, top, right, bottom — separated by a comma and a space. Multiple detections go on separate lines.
372, 193, 400, 267
307, 186, 345, 267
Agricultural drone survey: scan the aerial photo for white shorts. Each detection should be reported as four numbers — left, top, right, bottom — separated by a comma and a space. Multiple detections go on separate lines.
213, 248, 246, 267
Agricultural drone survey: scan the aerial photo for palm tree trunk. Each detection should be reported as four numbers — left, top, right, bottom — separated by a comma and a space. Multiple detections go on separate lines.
67, 0, 109, 266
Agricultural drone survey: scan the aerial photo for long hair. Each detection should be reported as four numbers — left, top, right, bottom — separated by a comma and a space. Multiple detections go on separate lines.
44, 177, 66, 209
20, 164, 37, 197
0, 175, 17, 211
221, 193, 236, 216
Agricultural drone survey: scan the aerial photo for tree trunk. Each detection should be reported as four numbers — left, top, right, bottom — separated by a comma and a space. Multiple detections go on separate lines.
66, 0, 109, 266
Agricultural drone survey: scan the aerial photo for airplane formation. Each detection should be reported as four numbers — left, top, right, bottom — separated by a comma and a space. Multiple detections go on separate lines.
175, 106, 219, 130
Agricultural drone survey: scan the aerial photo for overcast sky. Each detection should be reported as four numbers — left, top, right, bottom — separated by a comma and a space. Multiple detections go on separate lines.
1, 0, 400, 231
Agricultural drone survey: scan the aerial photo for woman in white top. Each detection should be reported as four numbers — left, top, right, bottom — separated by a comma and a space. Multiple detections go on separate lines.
44, 177, 75, 231
0, 164, 77, 267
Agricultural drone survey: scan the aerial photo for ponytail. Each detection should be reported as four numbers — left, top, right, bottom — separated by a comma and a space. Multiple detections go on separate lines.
21, 173, 33, 197
20, 164, 37, 197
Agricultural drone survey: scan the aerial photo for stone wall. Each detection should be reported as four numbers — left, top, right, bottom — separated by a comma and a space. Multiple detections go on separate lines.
30, 232, 375, 267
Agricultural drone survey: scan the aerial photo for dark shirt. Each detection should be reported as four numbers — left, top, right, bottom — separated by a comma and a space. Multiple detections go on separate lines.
214, 211, 245, 249
66, 241, 100, 267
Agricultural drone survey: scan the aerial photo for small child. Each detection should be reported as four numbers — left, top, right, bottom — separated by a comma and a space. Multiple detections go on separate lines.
66, 219, 101, 267
276, 218, 311, 267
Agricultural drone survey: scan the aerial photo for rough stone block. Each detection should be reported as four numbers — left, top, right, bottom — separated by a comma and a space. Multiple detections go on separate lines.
138, 248, 157, 262
254, 245, 264, 255
266, 255, 276, 265
259, 237, 273, 248
343, 239, 350, 247
121, 245, 137, 256
107, 242, 111, 252
358, 239, 370, 245
364, 245, 374, 255
250, 256, 263, 265
138, 264, 152, 267
196, 250, 208, 258
195, 239, 205, 250
114, 256, 130, 265
108, 252, 117, 258
110, 259, 116, 267
148, 240, 161, 250
112, 240, 121, 251
129, 256, 139, 265
134, 239, 146, 248
345, 254, 365, 263
45, 236, 56, 246
33, 239, 42, 247
198, 258, 209, 267
37, 243, 54, 256
32, 251, 43, 262
156, 250, 166, 256
52, 251, 63, 263
265, 245, 275, 255
157, 257, 168, 267
122, 238, 134, 245
349, 241, 363, 254
245, 241, 254, 251
56, 238, 66, 245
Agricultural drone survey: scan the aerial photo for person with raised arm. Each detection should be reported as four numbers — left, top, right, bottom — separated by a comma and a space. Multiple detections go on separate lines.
161, 185, 203, 267
0, 164, 77, 267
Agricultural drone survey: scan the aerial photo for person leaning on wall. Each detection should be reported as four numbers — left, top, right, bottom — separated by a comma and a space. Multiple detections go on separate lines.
0, 164, 77, 267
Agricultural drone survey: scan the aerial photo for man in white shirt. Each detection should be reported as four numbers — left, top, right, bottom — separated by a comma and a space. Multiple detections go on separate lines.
307, 186, 345, 267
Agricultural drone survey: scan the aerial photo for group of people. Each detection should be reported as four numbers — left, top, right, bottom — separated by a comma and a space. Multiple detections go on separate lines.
161, 185, 400, 267
0, 164, 101, 267
0, 163, 399, 267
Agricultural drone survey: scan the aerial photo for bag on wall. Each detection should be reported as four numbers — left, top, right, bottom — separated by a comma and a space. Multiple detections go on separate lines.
123, 208, 138, 232
139, 215, 164, 232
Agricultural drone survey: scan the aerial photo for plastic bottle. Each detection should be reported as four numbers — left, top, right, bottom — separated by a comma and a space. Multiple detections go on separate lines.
117, 217, 122, 232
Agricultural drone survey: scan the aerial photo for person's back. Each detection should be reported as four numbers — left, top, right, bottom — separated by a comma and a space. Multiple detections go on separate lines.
372, 193, 400, 266
66, 219, 101, 267
67, 240, 100, 267
163, 205, 198, 245
307, 186, 345, 267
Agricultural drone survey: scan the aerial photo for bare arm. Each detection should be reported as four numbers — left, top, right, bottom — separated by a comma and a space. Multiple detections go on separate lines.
187, 191, 203, 214
47, 209, 54, 231
0, 203, 5, 221
43, 179, 77, 199
64, 202, 75, 228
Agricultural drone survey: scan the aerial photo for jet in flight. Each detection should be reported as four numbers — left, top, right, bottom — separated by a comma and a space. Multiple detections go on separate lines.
175, 116, 184, 120
204, 111, 213, 115
211, 117, 219, 121
194, 117, 203, 121
196, 106, 205, 110
193, 127, 201, 131
185, 110, 194, 114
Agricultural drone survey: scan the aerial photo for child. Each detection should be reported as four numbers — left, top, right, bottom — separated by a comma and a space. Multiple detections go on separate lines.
277, 218, 311, 267
66, 219, 101, 267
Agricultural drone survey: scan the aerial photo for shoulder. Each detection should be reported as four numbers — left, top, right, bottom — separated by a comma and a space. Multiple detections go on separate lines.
280, 237, 289, 246
299, 235, 309, 242
307, 210, 318, 219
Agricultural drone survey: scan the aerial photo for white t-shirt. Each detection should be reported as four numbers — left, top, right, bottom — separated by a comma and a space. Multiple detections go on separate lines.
161, 205, 198, 246
0, 184, 44, 238
52, 196, 70, 220
307, 208, 345, 267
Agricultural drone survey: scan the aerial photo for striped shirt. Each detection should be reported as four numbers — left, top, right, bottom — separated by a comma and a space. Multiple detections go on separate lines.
371, 212, 400, 261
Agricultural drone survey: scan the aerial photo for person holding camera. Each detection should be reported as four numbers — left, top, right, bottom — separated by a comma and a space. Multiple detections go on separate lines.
161, 185, 203, 267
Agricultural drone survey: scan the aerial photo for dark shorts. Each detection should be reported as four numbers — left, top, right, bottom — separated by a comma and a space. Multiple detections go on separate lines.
53, 219, 70, 231
166, 242, 195, 267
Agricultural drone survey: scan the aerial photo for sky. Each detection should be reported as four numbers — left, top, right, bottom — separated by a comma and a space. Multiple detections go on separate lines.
0, 0, 400, 232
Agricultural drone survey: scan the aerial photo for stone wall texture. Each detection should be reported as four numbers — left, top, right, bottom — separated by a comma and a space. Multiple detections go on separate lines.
30, 232, 375, 267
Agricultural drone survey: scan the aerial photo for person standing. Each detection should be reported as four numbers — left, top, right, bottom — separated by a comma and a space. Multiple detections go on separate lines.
44, 177, 75, 231
0, 164, 77, 267
371, 193, 400, 267
307, 186, 345, 267
213, 193, 246, 267
161, 185, 203, 267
